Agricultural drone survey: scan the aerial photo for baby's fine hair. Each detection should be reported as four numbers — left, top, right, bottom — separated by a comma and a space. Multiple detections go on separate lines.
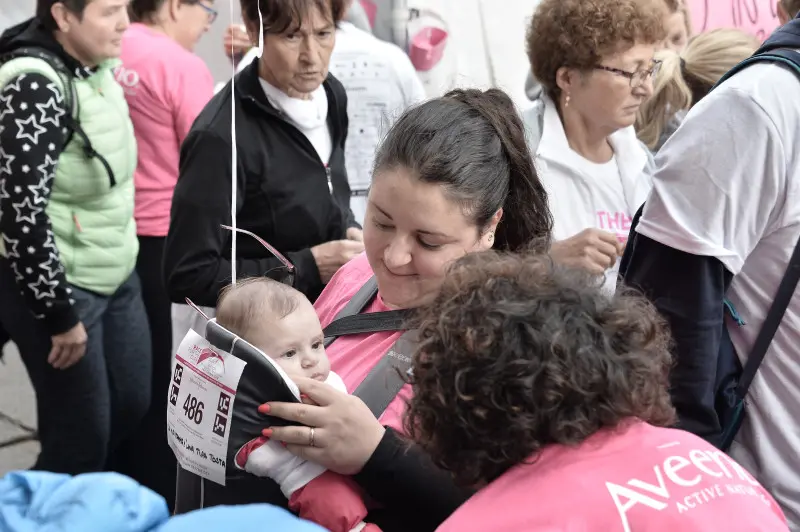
216, 278, 304, 339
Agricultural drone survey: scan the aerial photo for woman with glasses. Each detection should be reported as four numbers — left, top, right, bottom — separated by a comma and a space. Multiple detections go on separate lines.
522, 0, 664, 293
115, 0, 217, 508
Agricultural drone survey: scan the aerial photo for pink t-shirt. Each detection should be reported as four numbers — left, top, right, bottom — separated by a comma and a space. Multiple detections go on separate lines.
314, 253, 409, 433
118, 24, 214, 237
437, 421, 788, 532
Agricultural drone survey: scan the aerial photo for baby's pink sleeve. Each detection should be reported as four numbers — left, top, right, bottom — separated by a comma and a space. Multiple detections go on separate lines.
288, 470, 376, 532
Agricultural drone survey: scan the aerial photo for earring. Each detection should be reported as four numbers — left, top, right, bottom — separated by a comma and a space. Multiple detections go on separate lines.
565, 94, 571, 108
488, 231, 495, 242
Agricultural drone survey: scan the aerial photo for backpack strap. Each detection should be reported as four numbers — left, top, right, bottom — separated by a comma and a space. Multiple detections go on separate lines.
737, 236, 800, 397
322, 276, 417, 418
713, 48, 800, 90
1, 46, 75, 139
710, 48, 800, 398
0, 46, 117, 187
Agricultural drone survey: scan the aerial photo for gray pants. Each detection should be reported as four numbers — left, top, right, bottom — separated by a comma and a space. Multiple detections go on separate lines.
0, 259, 152, 474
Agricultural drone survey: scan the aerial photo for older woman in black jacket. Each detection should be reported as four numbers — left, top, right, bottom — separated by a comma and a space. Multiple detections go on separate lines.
164, 0, 363, 309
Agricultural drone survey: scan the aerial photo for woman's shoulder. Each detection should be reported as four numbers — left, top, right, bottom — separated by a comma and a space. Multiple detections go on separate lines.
120, 24, 213, 98
314, 252, 374, 327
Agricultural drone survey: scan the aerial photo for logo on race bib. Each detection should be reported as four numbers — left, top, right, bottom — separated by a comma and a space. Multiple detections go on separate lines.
197, 347, 226, 380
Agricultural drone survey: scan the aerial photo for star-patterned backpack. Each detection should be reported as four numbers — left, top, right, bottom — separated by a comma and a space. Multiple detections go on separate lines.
0, 46, 117, 186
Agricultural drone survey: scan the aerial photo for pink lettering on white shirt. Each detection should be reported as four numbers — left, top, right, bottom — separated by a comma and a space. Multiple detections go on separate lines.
597, 210, 633, 244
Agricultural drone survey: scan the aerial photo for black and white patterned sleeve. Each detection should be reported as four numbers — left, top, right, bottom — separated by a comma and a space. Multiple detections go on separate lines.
0, 72, 79, 335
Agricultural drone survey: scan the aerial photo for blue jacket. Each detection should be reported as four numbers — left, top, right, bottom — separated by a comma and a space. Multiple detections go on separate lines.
0, 471, 325, 532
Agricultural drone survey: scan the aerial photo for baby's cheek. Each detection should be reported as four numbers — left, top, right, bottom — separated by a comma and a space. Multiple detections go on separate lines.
319, 354, 331, 376
273, 356, 300, 377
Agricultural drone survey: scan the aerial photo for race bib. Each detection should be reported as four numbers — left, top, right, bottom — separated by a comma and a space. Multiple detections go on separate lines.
167, 329, 247, 486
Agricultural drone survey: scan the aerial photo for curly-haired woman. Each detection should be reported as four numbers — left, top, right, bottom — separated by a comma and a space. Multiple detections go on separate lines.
406, 252, 789, 531
523, 0, 663, 293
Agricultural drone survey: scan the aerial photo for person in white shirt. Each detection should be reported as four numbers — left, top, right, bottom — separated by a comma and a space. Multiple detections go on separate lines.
521, 0, 663, 293
226, 0, 426, 224
620, 15, 800, 526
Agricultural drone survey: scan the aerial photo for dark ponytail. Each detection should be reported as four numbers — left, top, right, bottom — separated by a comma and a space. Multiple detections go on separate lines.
373, 88, 552, 252
454, 89, 552, 252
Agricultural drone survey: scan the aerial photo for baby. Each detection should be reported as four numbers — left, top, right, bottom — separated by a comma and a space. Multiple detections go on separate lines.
216, 277, 378, 532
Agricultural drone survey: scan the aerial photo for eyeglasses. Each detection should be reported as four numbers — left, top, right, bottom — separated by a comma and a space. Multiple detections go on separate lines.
184, 226, 295, 325
594, 60, 662, 88
221, 225, 296, 288
197, 2, 218, 24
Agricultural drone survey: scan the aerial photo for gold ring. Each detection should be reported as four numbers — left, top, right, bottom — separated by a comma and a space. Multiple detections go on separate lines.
309, 427, 316, 447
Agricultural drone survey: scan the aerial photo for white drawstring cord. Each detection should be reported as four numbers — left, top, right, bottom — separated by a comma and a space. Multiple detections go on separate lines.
229, 0, 264, 286
229, 0, 238, 285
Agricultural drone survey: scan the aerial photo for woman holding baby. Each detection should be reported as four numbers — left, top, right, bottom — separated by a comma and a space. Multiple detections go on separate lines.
179, 3, 791, 531
199, 65, 553, 532
254, 84, 552, 531
185, 2, 552, 530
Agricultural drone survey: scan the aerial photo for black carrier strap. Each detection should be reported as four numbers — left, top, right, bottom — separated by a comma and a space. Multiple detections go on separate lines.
323, 277, 416, 418
0, 46, 116, 187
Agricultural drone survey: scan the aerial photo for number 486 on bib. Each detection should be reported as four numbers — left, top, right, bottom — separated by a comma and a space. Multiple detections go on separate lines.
183, 393, 205, 425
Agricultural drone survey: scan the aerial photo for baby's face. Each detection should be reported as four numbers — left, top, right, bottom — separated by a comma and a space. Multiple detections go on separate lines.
248, 298, 330, 382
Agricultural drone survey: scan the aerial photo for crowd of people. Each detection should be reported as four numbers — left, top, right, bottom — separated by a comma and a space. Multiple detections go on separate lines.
0, 0, 798, 530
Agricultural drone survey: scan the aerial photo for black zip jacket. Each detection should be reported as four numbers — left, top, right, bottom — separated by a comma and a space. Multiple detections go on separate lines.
163, 60, 359, 306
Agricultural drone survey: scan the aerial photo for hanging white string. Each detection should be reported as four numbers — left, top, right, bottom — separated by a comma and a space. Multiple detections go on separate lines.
256, 0, 265, 57
229, 0, 238, 286
229, 0, 264, 287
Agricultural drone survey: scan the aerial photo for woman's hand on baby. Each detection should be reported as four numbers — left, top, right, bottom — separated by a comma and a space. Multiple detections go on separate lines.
259, 377, 385, 476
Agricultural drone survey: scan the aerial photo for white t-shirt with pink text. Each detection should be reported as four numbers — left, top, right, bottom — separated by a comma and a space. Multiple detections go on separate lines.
436, 421, 787, 532
530, 96, 652, 294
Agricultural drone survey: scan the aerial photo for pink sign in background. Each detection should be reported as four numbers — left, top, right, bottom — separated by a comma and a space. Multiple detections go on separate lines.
687, 0, 781, 40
